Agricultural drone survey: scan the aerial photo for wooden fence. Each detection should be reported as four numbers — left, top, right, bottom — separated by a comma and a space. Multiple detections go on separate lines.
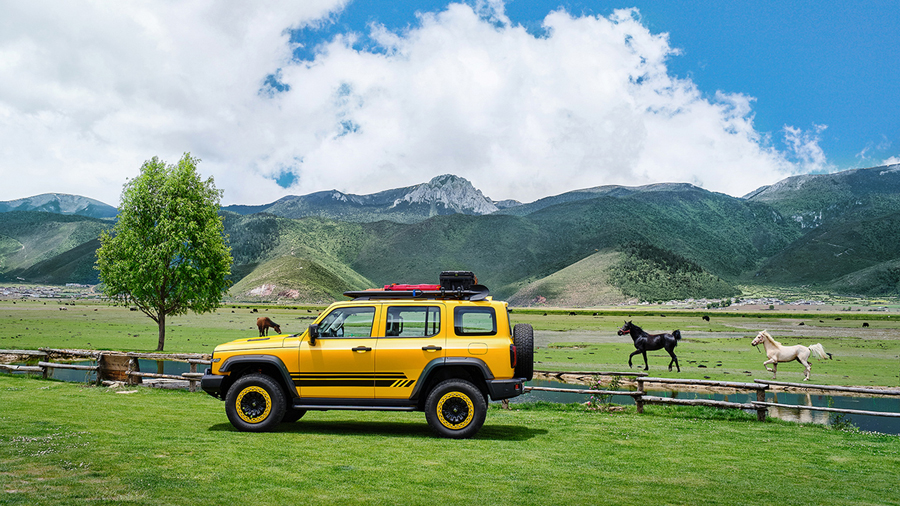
750, 379, 900, 419
4, 354, 900, 422
0, 348, 211, 392
526, 371, 900, 423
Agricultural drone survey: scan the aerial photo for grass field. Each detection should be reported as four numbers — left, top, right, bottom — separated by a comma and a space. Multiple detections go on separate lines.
1, 373, 899, 505
2, 299, 900, 504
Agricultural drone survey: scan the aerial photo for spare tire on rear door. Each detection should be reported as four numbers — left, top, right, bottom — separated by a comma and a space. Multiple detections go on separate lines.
513, 323, 534, 381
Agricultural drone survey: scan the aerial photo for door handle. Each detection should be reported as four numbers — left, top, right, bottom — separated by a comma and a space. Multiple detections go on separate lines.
422, 345, 442, 351
352, 346, 372, 353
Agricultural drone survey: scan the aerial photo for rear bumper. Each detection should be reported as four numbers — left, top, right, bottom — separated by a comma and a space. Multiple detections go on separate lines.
485, 378, 525, 401
200, 369, 225, 399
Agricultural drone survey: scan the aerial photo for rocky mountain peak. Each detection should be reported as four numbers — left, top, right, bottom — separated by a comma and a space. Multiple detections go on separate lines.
0, 193, 117, 218
394, 174, 499, 215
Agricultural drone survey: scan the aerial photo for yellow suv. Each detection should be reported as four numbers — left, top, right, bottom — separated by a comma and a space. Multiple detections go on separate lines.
201, 272, 534, 438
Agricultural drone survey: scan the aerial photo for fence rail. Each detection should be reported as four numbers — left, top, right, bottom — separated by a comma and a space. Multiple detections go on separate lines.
5, 353, 900, 424
0, 348, 211, 391
528, 372, 900, 423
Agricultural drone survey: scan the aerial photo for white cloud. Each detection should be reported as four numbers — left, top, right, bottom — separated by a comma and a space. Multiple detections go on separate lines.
884, 156, 900, 166
0, 0, 348, 204
782, 124, 832, 173
1, 1, 826, 205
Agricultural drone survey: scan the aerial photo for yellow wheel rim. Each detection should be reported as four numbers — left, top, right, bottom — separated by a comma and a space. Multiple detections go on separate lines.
235, 386, 272, 424
436, 391, 474, 429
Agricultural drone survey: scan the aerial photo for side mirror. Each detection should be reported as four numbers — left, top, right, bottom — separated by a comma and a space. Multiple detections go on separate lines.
308, 324, 319, 346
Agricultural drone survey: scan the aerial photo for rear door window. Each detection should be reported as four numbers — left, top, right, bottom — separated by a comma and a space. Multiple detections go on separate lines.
453, 307, 496, 336
384, 306, 441, 337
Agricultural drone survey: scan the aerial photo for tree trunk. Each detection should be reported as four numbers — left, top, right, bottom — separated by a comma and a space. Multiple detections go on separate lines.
157, 312, 166, 352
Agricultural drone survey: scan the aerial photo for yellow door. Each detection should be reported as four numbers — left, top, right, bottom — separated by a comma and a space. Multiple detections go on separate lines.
375, 304, 445, 399
296, 305, 379, 399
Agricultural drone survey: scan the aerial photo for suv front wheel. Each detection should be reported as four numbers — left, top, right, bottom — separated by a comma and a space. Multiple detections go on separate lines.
424, 379, 487, 439
225, 373, 287, 432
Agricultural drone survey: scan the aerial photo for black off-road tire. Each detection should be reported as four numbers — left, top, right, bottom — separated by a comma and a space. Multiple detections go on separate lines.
513, 323, 534, 381
225, 373, 287, 432
424, 379, 487, 439
282, 409, 307, 423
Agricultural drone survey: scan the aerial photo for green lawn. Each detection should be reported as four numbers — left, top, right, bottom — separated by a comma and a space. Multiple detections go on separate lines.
1, 374, 899, 505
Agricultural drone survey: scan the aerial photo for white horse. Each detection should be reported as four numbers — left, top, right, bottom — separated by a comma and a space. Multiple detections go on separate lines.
751, 330, 831, 381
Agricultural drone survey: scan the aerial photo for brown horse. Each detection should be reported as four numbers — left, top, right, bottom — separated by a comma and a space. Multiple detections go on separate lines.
256, 317, 282, 336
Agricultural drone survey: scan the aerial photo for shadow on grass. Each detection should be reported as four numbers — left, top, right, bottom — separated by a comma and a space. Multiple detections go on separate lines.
208, 420, 547, 441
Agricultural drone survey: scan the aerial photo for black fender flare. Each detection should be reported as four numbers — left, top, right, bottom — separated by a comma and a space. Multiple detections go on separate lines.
409, 357, 494, 401
218, 355, 299, 399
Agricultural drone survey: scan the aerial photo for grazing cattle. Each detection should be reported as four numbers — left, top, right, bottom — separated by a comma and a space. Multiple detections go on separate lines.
862, 322, 870, 328
256, 317, 282, 336
702, 315, 710, 322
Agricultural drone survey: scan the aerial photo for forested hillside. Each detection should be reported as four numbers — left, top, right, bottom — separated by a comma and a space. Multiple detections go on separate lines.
4, 165, 900, 303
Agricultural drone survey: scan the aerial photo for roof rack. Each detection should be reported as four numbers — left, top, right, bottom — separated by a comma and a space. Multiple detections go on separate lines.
343, 285, 491, 301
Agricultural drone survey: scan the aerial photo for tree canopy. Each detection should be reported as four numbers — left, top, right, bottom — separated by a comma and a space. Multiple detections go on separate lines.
96, 154, 232, 351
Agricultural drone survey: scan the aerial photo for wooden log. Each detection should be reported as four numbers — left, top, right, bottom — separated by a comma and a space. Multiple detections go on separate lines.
752, 401, 900, 418
188, 359, 212, 365
754, 380, 900, 397
189, 362, 198, 392
642, 377, 768, 390
641, 396, 756, 410
127, 357, 142, 386
182, 372, 204, 379
636, 379, 644, 413
0, 349, 48, 356
37, 361, 98, 371
39, 348, 100, 358
127, 371, 188, 381
125, 352, 211, 361
98, 353, 132, 382
757, 388, 768, 422
0, 364, 43, 372
534, 370, 648, 377
525, 386, 643, 396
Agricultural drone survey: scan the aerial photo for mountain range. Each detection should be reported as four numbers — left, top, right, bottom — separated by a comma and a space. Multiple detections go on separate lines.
222, 174, 521, 224
2, 164, 899, 304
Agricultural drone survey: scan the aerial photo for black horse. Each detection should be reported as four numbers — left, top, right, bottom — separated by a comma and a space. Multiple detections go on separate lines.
617, 321, 682, 372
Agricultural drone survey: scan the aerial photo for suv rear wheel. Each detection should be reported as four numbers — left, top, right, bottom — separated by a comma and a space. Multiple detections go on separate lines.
424, 379, 486, 439
225, 373, 287, 432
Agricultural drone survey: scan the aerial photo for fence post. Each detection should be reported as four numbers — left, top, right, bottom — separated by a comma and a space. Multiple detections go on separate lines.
189, 362, 198, 392
756, 385, 768, 422
636, 379, 644, 414
127, 357, 138, 385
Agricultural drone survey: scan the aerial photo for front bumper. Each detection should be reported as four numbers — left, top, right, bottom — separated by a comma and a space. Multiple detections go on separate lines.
200, 368, 225, 399
485, 378, 526, 401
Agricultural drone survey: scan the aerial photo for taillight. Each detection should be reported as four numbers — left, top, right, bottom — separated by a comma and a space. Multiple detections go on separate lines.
510, 344, 517, 368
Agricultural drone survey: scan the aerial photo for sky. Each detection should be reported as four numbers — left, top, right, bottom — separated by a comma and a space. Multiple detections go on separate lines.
1, 0, 898, 206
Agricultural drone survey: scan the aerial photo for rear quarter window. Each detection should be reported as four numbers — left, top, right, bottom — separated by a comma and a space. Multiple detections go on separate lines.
454, 307, 496, 336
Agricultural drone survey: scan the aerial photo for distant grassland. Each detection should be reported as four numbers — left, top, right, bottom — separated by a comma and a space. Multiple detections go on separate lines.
2, 299, 899, 387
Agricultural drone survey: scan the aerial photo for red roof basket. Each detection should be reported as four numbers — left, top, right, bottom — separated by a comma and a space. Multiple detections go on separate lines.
383, 284, 440, 291
345, 272, 489, 301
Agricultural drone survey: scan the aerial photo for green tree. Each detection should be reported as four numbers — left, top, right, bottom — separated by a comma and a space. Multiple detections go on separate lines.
96, 154, 232, 351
